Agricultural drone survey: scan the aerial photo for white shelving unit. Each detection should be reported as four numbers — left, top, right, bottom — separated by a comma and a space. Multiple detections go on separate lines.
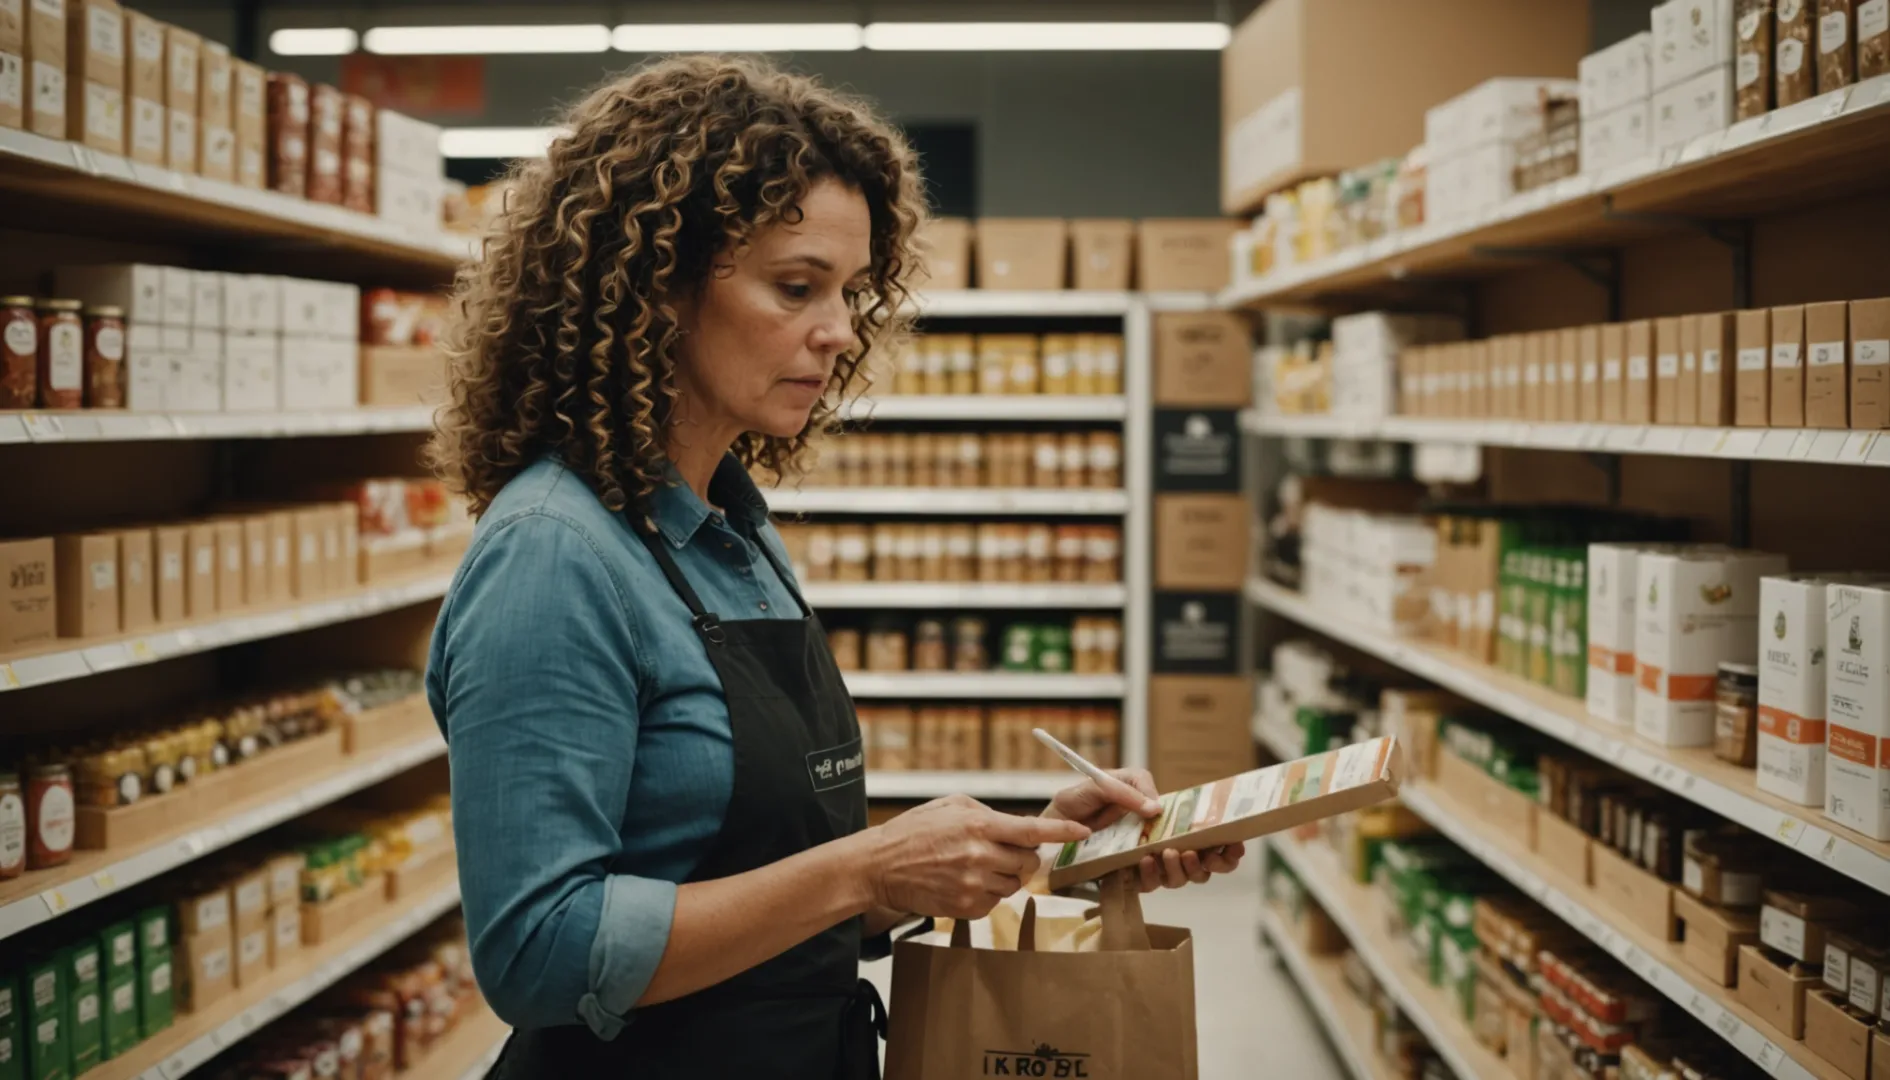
864, 770, 1067, 800
1240, 410, 1890, 468
0, 574, 454, 693
0, 407, 437, 445
837, 395, 1128, 422
802, 582, 1127, 609
844, 672, 1126, 699
913, 290, 1136, 317
1255, 905, 1395, 1080
768, 487, 1128, 515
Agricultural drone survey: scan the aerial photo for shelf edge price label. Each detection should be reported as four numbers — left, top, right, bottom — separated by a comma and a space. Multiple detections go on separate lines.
40, 890, 67, 916
92, 870, 116, 893
1714, 1009, 1741, 1039
1773, 816, 1806, 844
1757, 1041, 1784, 1074
0, 665, 17, 690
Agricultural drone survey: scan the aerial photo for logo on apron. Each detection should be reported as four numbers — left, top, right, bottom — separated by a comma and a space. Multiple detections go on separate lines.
805, 738, 865, 792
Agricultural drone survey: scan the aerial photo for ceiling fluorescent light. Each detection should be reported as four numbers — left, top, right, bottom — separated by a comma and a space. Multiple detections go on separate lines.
440, 127, 568, 159
363, 24, 611, 55
861, 22, 1231, 51
269, 28, 358, 56
612, 23, 863, 52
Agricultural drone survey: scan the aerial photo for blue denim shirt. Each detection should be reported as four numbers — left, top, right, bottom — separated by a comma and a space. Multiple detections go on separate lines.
427, 455, 802, 1038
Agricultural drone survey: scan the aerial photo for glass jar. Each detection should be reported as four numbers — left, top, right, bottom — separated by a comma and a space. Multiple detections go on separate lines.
912, 619, 947, 672
83, 305, 126, 408
0, 772, 24, 879
1714, 662, 1759, 767
27, 763, 74, 870
827, 627, 862, 671
35, 299, 83, 409
0, 296, 36, 408
950, 616, 987, 672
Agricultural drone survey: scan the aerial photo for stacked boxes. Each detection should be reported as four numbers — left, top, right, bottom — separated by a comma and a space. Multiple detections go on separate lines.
162, 24, 197, 174
1580, 33, 1654, 174
1651, 0, 1737, 151
66, 0, 124, 155
197, 40, 232, 182
24, 0, 65, 138
1330, 312, 1463, 420
1824, 582, 1890, 839
375, 109, 445, 235
280, 277, 360, 408
1634, 548, 1789, 747
124, 9, 165, 165
1588, 544, 1685, 727
1423, 78, 1579, 224
1301, 505, 1436, 636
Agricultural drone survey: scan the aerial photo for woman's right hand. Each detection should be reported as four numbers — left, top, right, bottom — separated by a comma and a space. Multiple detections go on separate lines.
858, 794, 1090, 919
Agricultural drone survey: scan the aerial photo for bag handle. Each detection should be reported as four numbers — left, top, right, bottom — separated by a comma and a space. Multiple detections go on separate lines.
1016, 897, 1039, 952
1097, 870, 1151, 952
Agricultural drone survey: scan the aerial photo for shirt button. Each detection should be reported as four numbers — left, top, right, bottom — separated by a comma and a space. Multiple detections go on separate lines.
759, 601, 769, 611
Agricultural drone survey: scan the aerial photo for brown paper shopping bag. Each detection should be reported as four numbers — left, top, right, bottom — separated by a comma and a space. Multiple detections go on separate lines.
885, 873, 1198, 1079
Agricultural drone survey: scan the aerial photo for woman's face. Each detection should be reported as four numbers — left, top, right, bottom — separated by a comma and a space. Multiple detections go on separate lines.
673, 177, 874, 441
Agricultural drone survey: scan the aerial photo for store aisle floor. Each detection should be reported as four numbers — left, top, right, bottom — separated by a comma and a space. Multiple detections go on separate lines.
862, 860, 1346, 1079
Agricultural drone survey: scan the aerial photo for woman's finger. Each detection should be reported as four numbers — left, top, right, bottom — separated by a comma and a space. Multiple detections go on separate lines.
1161, 848, 1187, 889
1110, 768, 1160, 801
1180, 850, 1211, 884
1138, 854, 1161, 893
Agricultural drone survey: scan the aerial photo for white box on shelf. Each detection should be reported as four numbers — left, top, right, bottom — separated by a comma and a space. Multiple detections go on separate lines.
224, 275, 281, 334
1424, 77, 1581, 158
1760, 575, 1857, 806
161, 325, 191, 354
376, 169, 445, 233
176, 344, 224, 412
318, 281, 361, 341
1652, 63, 1734, 150
190, 328, 224, 359
1635, 548, 1788, 747
222, 332, 280, 412
281, 338, 358, 410
161, 267, 195, 326
1589, 544, 1676, 727
375, 108, 444, 179
279, 278, 326, 338
1429, 142, 1521, 223
191, 271, 225, 329
1581, 99, 1654, 175
1650, 0, 1736, 90
126, 332, 167, 411
1580, 31, 1654, 117
1825, 582, 1890, 839
53, 264, 167, 325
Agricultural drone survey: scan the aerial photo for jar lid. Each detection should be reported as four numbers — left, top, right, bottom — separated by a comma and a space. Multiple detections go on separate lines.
0, 295, 34, 306
30, 762, 69, 778
84, 305, 125, 318
36, 298, 82, 312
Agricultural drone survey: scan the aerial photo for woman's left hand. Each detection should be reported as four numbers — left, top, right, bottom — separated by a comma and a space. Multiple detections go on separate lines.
1045, 768, 1247, 893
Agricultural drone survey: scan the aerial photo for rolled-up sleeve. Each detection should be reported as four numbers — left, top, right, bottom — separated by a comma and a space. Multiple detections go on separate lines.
432, 510, 675, 1038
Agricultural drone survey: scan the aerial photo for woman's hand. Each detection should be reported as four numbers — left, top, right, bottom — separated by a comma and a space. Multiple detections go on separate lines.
860, 794, 1090, 919
1045, 767, 1248, 893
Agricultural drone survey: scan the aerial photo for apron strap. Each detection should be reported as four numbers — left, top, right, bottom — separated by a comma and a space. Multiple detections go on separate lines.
630, 515, 726, 638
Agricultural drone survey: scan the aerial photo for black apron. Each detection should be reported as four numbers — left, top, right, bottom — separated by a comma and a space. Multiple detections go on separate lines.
487, 517, 883, 1078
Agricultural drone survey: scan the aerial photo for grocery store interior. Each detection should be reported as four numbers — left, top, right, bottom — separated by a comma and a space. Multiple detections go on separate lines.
4, 0, 1890, 1076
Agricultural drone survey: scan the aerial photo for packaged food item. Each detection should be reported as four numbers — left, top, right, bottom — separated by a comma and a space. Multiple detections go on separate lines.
866, 619, 909, 671
1779, 0, 1816, 105
0, 296, 37, 408
1059, 432, 1087, 488
912, 619, 947, 672
1818, 0, 1857, 90
1862, 0, 1890, 75
35, 298, 83, 409
1025, 525, 1053, 582
1714, 661, 1759, 766
950, 617, 986, 671
1759, 574, 1860, 806
1737, 0, 1776, 118
27, 763, 74, 869
81, 305, 124, 408
1087, 431, 1121, 488
1634, 549, 1788, 748
267, 71, 309, 197
827, 627, 862, 671
0, 772, 24, 879
1824, 581, 1890, 839
1681, 830, 1767, 907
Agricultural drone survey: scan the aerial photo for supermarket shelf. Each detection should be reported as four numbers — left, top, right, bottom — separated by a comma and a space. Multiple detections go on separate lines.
97, 882, 463, 1080
913, 291, 1135, 317
864, 770, 1068, 800
1268, 833, 1509, 1080
803, 582, 1126, 609
1255, 717, 1303, 763
767, 487, 1130, 515
1400, 784, 1846, 1080
1257, 905, 1400, 1080
1246, 576, 1890, 896
1239, 410, 1890, 469
0, 127, 470, 281
1220, 75, 1890, 309
843, 671, 1127, 699
0, 407, 437, 445
0, 729, 446, 941
0, 573, 454, 694
838, 395, 1129, 422
406, 1004, 510, 1080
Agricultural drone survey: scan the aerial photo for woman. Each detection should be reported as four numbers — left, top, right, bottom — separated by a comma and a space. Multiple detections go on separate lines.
425, 55, 1244, 1077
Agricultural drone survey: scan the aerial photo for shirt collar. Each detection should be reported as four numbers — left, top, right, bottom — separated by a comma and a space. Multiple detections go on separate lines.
647, 454, 772, 549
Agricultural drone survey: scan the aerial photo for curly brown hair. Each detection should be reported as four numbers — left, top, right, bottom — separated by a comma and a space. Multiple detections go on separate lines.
428, 54, 925, 517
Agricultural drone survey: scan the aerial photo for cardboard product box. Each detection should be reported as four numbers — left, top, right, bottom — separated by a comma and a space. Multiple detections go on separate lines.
1652, 0, 1737, 89
358, 344, 442, 407
193, 38, 229, 180
150, 523, 184, 624
1592, 843, 1678, 941
1737, 0, 1776, 118
343, 91, 371, 158
231, 56, 262, 188
1651, 63, 1735, 151
1677, 313, 1700, 425
54, 531, 119, 639
291, 508, 325, 598
0, 47, 21, 132
266, 70, 308, 196
1578, 324, 1602, 421
1137, 219, 1242, 292
1052, 733, 1397, 889
1624, 319, 1654, 423
1635, 548, 1789, 747
911, 217, 969, 292
1600, 323, 1626, 421
1780, 0, 1817, 105
1852, 297, 1890, 429
1758, 574, 1849, 806
240, 515, 268, 606
1674, 889, 1759, 986
974, 218, 1066, 291
1819, 0, 1858, 91
1774, 304, 1808, 428
24, 958, 64, 1080
1807, 301, 1851, 429
137, 947, 171, 1039
178, 882, 229, 937
53, 262, 167, 325
112, 527, 152, 633
1534, 811, 1593, 886
161, 24, 195, 173
23, 0, 64, 139
1558, 327, 1580, 421
100, 922, 135, 982
1699, 311, 1736, 426
1740, 943, 1819, 1036
1864, 0, 1890, 78
265, 511, 291, 600
1877, 1029, 1890, 1080
306, 81, 342, 204
1825, 582, 1890, 839
1850, 947, 1885, 1015
268, 903, 301, 968
1069, 218, 1133, 291
1522, 332, 1544, 420
1156, 494, 1249, 590
1582, 32, 1653, 118
1154, 312, 1250, 407
321, 503, 347, 592
1439, 751, 1538, 850
0, 537, 56, 653
177, 926, 230, 1012
1588, 543, 1669, 727
1806, 988, 1873, 1080
221, 331, 279, 412
1580, 99, 1654, 176
266, 852, 303, 908
183, 522, 215, 618
1737, 308, 1772, 426
1762, 889, 1861, 964
222, 273, 279, 333
211, 518, 242, 612
65, 0, 122, 153
232, 924, 266, 987
1654, 316, 1681, 424
102, 969, 136, 1059
1149, 675, 1254, 792
1220, 0, 1590, 214
63, 943, 100, 1075
1426, 76, 1581, 157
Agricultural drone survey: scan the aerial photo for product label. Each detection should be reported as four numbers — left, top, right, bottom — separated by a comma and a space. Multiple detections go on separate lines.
1683, 857, 1704, 894
96, 324, 123, 360
111, 983, 131, 1013
1604, 359, 1623, 381
32, 61, 62, 121
1809, 341, 1846, 366
1780, 37, 1806, 75
3, 318, 34, 357
1827, 943, 1853, 990
239, 930, 265, 966
273, 535, 290, 567
1864, 0, 1889, 40
1628, 355, 1650, 380
89, 5, 123, 60
1760, 905, 1809, 958
0, 794, 21, 870
88, 559, 113, 592
1773, 343, 1802, 369
0, 53, 19, 111
170, 45, 197, 95
1740, 9, 1764, 38
1852, 957, 1883, 1013
1582, 360, 1599, 383
1657, 353, 1679, 378
223, 544, 239, 572
202, 948, 228, 981
134, 20, 163, 61
1856, 339, 1889, 366
35, 783, 71, 851
132, 98, 164, 154
193, 547, 211, 576
76, 991, 97, 1025
1782, 0, 1804, 21
111, 932, 133, 968
1738, 51, 1763, 88
275, 911, 299, 948
47, 321, 81, 389
1821, 11, 1849, 51
1739, 346, 1769, 371
196, 895, 226, 930
149, 962, 170, 994
1703, 348, 1723, 374
85, 82, 122, 142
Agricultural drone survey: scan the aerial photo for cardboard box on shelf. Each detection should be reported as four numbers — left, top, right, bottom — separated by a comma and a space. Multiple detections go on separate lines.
1757, 574, 1853, 807
1736, 0, 1776, 118
974, 219, 1066, 291
1774, 303, 1808, 428
176, 925, 231, 1012
0, 537, 56, 653
1220, 0, 1590, 214
1852, 298, 1890, 429
1807, 300, 1851, 428
1654, 316, 1682, 424
1579, 324, 1602, 421
1876, 1029, 1890, 1080
912, 217, 970, 292
231, 56, 263, 188
1624, 319, 1654, 423
1581, 99, 1653, 176
1534, 809, 1593, 887
113, 527, 153, 634
1738, 944, 1817, 1038
1678, 313, 1701, 425
0, 47, 21, 131
1819, 0, 1859, 91
152, 523, 185, 624
223, 331, 280, 412
1137, 219, 1242, 292
1156, 494, 1249, 590
1636, 548, 1787, 747
269, 902, 301, 967
124, 8, 163, 163
24, 0, 65, 138
1149, 674, 1254, 792
55, 531, 119, 639
1154, 312, 1251, 407
291, 508, 325, 598
1825, 582, 1890, 840
184, 521, 215, 617
195, 40, 230, 181
1601, 323, 1626, 421
239, 515, 268, 607
162, 24, 197, 173
1652, 63, 1735, 150
1805, 988, 1873, 1079
1069, 219, 1134, 291
1700, 311, 1736, 426
233, 923, 266, 987
358, 345, 443, 407
1737, 308, 1772, 426
212, 518, 242, 612
1582, 31, 1653, 116
1651, 0, 1737, 88
65, 0, 123, 154
1438, 750, 1536, 851
1864, 0, 1890, 78
1674, 889, 1759, 986
1592, 841, 1679, 941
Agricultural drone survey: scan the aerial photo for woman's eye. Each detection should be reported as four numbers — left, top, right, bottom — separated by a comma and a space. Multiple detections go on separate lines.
778, 282, 812, 301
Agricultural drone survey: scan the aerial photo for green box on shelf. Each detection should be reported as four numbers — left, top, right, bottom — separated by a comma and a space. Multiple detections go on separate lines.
0, 976, 16, 1034
100, 973, 137, 1062
0, 1022, 23, 1080
136, 956, 171, 1043
134, 908, 168, 961
24, 958, 66, 1080
98, 924, 136, 983
61, 945, 100, 1077
1441, 927, 1479, 1022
